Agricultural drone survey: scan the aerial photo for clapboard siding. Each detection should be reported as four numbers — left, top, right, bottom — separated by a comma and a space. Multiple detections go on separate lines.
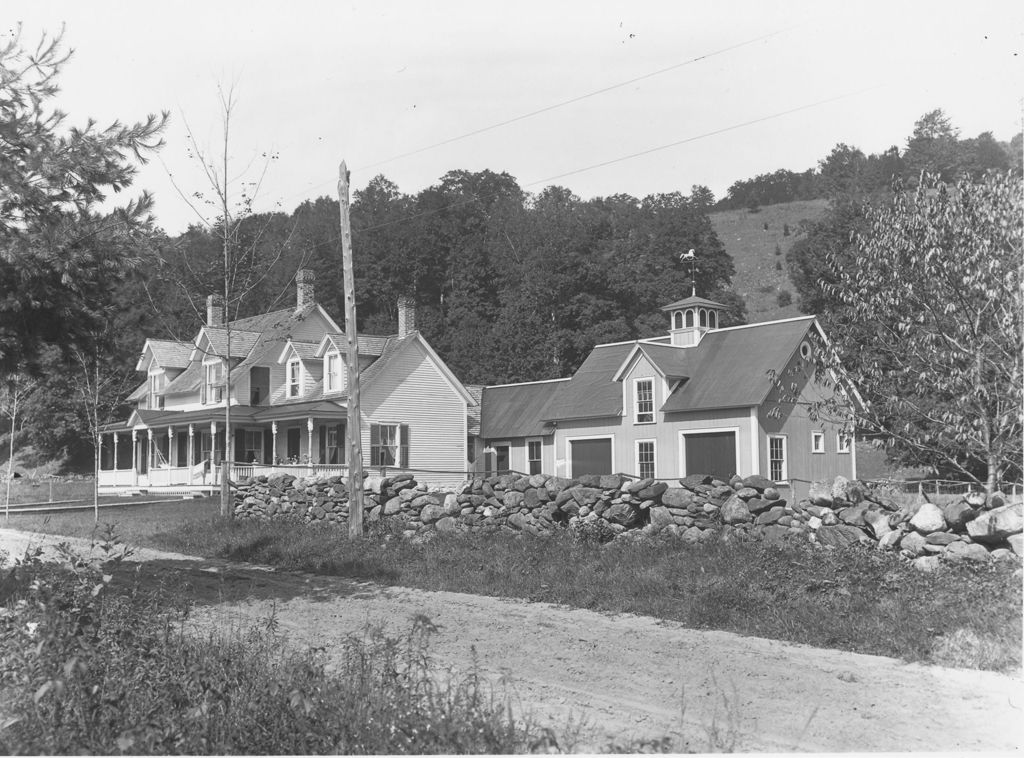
361, 340, 467, 483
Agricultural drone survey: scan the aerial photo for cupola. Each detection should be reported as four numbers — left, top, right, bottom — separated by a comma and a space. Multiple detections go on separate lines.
661, 294, 726, 347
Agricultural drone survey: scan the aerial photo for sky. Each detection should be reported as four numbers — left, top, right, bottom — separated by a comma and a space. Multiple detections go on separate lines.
8, 0, 1024, 234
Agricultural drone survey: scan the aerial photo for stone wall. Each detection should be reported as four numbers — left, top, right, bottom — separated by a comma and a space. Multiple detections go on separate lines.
233, 471, 1023, 566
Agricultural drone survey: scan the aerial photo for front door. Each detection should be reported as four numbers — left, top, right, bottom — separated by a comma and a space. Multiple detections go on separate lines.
683, 431, 737, 481
286, 427, 301, 461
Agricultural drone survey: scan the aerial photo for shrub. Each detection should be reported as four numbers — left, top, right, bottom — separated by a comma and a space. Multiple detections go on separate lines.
777, 289, 792, 306
0, 534, 537, 754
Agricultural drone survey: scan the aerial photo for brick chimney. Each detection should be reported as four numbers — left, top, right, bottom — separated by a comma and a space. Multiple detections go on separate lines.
296, 269, 316, 310
206, 294, 225, 326
397, 295, 416, 337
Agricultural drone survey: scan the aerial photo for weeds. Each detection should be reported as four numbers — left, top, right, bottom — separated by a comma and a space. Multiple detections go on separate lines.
148, 522, 1022, 671
0, 532, 541, 754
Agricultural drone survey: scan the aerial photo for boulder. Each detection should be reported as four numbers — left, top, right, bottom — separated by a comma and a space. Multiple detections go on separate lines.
420, 504, 445, 523
966, 502, 1023, 544
603, 502, 635, 526
820, 509, 839, 526
925, 531, 959, 546
876, 530, 902, 550
808, 480, 834, 507
942, 501, 978, 531
742, 475, 774, 492
523, 488, 541, 508
637, 481, 668, 500
735, 487, 759, 501
503, 490, 525, 509
754, 506, 786, 526
899, 531, 927, 556
910, 503, 946, 534
661, 487, 694, 508
578, 474, 603, 488
411, 494, 440, 510
680, 474, 712, 489
649, 506, 674, 529
1008, 534, 1023, 556
435, 516, 458, 533
838, 504, 869, 527
862, 508, 892, 539
745, 497, 773, 515
545, 477, 574, 497
816, 524, 866, 548
507, 512, 527, 531
912, 556, 942, 573
762, 487, 781, 501
944, 541, 992, 562
710, 485, 735, 500
720, 494, 753, 524
599, 474, 623, 490
528, 473, 549, 489
383, 496, 403, 516
831, 476, 865, 504
625, 477, 655, 494
443, 492, 461, 516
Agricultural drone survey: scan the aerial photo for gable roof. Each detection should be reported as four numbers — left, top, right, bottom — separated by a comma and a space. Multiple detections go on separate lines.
136, 339, 193, 371
660, 295, 728, 311
277, 340, 319, 363
542, 316, 817, 421
194, 327, 263, 361
659, 317, 814, 412
360, 332, 476, 406
163, 361, 203, 394
466, 385, 483, 436
543, 344, 635, 422
315, 332, 391, 358
480, 379, 568, 438
612, 342, 690, 382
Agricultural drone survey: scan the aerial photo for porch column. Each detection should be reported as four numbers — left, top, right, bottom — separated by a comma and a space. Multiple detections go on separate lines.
307, 417, 314, 464
210, 421, 218, 485
188, 424, 195, 483
147, 428, 154, 469
131, 430, 138, 486
168, 426, 175, 467
271, 421, 278, 464
112, 432, 119, 471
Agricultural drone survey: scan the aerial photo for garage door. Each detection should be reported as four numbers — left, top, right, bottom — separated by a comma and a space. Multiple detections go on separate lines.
570, 438, 612, 477
683, 431, 736, 480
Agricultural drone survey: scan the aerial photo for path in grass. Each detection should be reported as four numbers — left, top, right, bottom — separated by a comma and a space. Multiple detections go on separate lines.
1, 528, 1020, 753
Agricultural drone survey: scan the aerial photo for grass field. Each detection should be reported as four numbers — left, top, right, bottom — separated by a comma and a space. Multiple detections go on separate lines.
6, 503, 1020, 673
709, 199, 828, 323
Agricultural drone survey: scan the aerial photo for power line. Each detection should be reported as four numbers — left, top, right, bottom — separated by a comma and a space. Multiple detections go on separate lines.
259, 24, 803, 211
351, 24, 802, 174
341, 84, 882, 238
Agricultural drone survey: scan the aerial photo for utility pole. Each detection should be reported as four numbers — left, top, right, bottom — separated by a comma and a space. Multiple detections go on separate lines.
339, 161, 365, 537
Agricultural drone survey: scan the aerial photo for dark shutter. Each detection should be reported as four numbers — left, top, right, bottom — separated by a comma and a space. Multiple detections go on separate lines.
318, 425, 326, 464
337, 423, 346, 464
370, 423, 380, 466
215, 430, 225, 464
234, 428, 246, 463
399, 424, 409, 469
200, 374, 206, 405
263, 429, 273, 464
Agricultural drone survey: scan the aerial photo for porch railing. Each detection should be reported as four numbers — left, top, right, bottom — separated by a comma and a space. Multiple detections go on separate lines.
228, 463, 349, 482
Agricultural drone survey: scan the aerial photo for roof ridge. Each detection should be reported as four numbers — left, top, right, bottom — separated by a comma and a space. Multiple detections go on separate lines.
485, 377, 572, 389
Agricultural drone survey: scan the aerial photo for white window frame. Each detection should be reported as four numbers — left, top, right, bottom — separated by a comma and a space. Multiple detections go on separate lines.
325, 352, 341, 393
148, 368, 165, 410
203, 358, 223, 404
678, 426, 742, 478
837, 432, 852, 454
811, 431, 825, 454
565, 434, 615, 479
243, 429, 262, 463
634, 377, 655, 424
371, 422, 405, 467
635, 439, 656, 479
768, 434, 788, 483
287, 358, 303, 398
526, 437, 543, 476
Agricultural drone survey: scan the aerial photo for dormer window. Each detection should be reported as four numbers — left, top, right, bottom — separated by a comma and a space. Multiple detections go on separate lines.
709, 311, 718, 329
673, 312, 683, 329
287, 358, 302, 398
148, 370, 165, 410
699, 308, 708, 327
203, 360, 223, 404
685, 310, 695, 328
325, 352, 342, 392
634, 378, 654, 424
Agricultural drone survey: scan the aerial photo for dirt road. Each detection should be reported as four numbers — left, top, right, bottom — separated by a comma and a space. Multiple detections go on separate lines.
2, 528, 1021, 752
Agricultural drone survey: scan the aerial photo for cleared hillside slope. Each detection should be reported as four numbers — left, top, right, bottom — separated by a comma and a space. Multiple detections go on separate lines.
709, 199, 828, 323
